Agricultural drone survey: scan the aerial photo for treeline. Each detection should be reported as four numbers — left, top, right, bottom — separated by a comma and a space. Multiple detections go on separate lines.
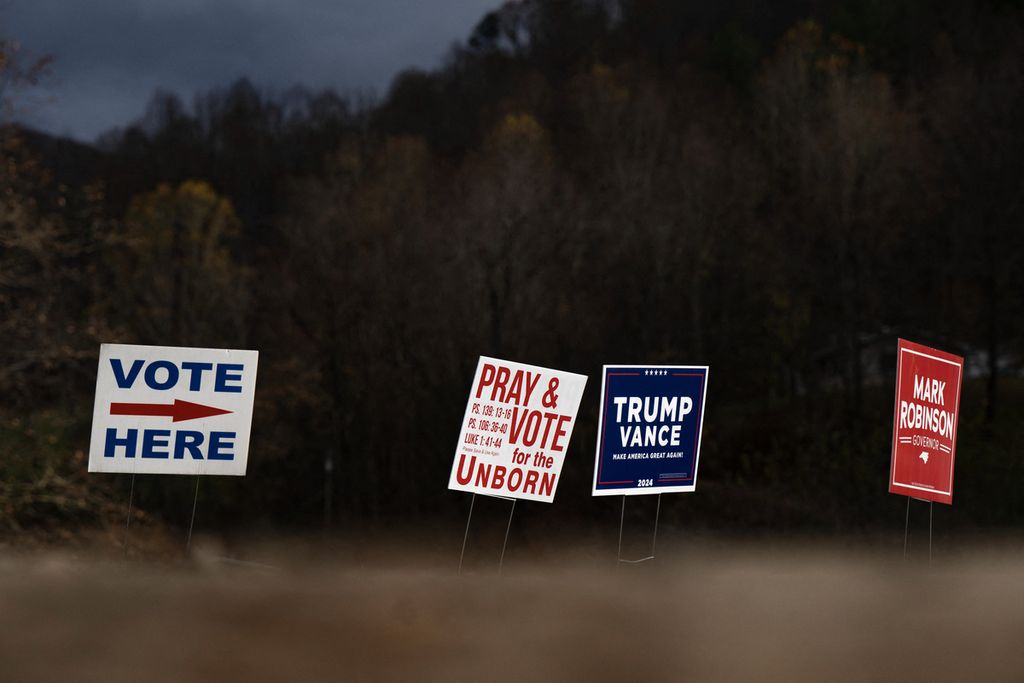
2, 0, 1024, 537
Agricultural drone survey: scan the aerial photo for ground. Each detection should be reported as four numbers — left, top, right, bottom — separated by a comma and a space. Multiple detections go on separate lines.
2, 539, 1023, 681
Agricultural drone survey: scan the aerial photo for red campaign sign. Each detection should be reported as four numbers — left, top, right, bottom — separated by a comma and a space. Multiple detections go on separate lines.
889, 339, 964, 505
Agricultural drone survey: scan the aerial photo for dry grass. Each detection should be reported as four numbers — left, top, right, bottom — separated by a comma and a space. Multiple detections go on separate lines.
1, 542, 1023, 681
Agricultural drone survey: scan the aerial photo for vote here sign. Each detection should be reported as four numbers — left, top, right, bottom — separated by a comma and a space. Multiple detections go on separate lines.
889, 339, 963, 505
592, 365, 709, 496
448, 357, 587, 503
88, 344, 259, 476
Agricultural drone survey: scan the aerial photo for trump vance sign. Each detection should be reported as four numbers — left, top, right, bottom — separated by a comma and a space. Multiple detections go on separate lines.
592, 365, 709, 496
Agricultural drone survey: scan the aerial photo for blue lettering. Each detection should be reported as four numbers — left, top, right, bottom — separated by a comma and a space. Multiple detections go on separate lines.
215, 364, 244, 393
181, 362, 213, 391
144, 360, 179, 390
174, 431, 205, 460
104, 428, 138, 458
208, 431, 236, 460
110, 359, 144, 389
141, 429, 171, 458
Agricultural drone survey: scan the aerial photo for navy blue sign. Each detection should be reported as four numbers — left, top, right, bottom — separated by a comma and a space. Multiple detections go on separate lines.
592, 365, 709, 496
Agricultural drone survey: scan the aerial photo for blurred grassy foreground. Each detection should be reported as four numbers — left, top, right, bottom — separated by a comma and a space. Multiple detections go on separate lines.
1, 541, 1023, 681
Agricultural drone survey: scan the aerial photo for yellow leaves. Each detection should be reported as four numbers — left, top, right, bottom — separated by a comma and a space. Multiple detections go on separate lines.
586, 63, 630, 107
590, 62, 613, 81
830, 34, 866, 59
777, 19, 866, 80
124, 179, 240, 255
782, 20, 824, 52
765, 287, 812, 349
116, 180, 249, 344
374, 136, 430, 186
347, 136, 431, 237
492, 112, 548, 149
816, 53, 851, 77
482, 112, 553, 173
178, 179, 218, 204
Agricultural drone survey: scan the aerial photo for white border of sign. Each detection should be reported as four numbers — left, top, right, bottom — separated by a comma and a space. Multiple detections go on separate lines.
447, 356, 587, 504
889, 342, 963, 502
88, 343, 259, 477
591, 364, 710, 497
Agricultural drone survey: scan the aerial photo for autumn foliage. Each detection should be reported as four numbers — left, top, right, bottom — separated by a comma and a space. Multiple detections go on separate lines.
2, 0, 1024, 536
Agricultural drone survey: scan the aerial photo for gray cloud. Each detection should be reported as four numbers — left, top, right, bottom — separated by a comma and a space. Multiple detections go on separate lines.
2, 0, 498, 141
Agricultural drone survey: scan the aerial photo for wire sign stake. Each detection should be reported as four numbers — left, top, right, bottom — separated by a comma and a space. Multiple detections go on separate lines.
902, 497, 935, 566
616, 493, 662, 567
123, 473, 136, 561
458, 494, 476, 576
185, 475, 200, 555
498, 499, 517, 577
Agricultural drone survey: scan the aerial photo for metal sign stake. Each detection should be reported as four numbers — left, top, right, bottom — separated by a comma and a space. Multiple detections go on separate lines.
457, 493, 476, 576
616, 495, 626, 568
498, 498, 517, 577
903, 498, 936, 566
903, 497, 910, 561
123, 473, 136, 560
617, 494, 662, 567
650, 493, 662, 558
185, 475, 200, 555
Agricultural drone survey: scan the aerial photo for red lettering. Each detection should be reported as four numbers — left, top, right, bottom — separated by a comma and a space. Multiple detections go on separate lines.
492, 366, 511, 402
456, 453, 476, 485
475, 363, 496, 399
492, 465, 506, 489
507, 371, 524, 404
539, 417, 553, 450
551, 414, 571, 452
473, 463, 492, 487
505, 370, 540, 406
539, 471, 556, 498
511, 407, 569, 450
509, 407, 528, 444
523, 469, 539, 494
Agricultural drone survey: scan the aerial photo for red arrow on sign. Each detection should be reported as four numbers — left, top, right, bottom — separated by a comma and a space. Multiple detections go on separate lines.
110, 399, 232, 422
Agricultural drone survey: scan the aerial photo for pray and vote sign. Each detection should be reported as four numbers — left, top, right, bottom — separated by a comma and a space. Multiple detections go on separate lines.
889, 339, 963, 505
88, 344, 259, 476
448, 356, 587, 503
592, 365, 709, 496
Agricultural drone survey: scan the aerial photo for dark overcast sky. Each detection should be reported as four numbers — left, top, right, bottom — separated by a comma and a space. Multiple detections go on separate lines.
3, 0, 499, 142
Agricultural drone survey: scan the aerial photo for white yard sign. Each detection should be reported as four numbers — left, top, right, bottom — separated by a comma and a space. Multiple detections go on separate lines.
448, 356, 587, 503
88, 344, 259, 476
